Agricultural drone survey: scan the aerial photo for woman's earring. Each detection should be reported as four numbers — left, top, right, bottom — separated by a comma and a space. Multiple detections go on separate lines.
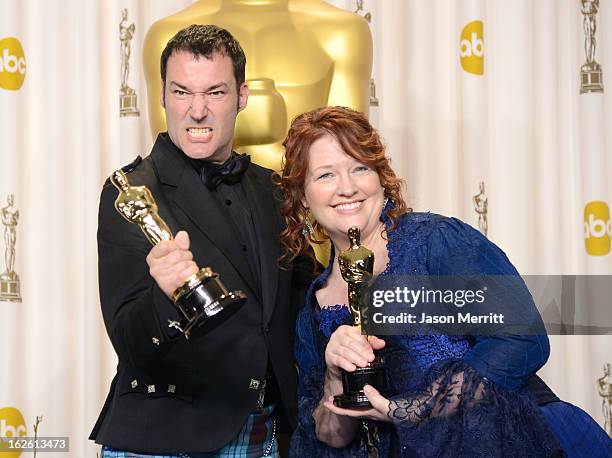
302, 215, 314, 238
382, 188, 389, 210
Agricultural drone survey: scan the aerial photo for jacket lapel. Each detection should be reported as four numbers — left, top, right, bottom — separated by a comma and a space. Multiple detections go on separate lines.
151, 135, 258, 295
241, 168, 280, 324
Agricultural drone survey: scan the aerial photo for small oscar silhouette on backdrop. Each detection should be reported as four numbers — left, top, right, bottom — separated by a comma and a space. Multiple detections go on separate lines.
598, 363, 612, 435
119, 8, 140, 116
0, 194, 22, 302
580, 0, 604, 93
473, 181, 488, 238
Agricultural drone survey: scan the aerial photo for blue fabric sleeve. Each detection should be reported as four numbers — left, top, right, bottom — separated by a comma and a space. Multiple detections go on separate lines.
390, 359, 564, 457
386, 216, 563, 456
427, 216, 550, 390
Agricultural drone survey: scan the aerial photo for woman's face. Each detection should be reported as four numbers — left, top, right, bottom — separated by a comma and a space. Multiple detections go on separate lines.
302, 134, 385, 245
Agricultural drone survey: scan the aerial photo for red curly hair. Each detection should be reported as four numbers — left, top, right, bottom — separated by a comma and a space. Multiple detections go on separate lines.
274, 106, 409, 264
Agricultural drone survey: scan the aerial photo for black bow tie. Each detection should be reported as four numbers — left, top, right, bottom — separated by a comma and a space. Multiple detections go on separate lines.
199, 153, 251, 190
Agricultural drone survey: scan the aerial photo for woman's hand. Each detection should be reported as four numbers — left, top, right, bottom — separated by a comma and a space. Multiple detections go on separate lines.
313, 328, 387, 446
323, 385, 391, 422
324, 325, 386, 378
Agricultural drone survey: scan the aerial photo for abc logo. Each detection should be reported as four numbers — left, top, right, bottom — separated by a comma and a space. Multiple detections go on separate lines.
0, 407, 26, 458
584, 201, 611, 256
460, 20, 484, 75
0, 37, 26, 91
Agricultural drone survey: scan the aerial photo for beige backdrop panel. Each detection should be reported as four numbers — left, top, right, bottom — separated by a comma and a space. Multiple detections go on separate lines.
365, 0, 611, 430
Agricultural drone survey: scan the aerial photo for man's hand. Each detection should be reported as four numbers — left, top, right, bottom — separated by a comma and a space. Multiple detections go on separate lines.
146, 230, 198, 299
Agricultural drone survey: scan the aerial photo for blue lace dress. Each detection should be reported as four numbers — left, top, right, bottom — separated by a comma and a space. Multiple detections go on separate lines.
290, 212, 612, 457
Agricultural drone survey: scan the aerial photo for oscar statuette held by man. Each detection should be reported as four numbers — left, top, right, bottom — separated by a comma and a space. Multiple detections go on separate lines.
110, 169, 246, 338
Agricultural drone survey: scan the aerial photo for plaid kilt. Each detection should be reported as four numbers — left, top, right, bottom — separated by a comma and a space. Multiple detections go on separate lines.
101, 405, 277, 458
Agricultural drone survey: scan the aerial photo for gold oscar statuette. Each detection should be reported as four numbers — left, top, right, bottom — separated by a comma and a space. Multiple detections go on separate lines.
334, 226, 385, 408
110, 170, 246, 338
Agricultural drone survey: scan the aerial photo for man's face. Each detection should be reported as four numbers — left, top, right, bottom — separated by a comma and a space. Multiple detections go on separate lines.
161, 51, 248, 164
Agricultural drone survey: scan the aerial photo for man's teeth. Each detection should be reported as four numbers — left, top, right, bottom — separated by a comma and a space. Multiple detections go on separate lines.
188, 128, 212, 137
335, 202, 361, 210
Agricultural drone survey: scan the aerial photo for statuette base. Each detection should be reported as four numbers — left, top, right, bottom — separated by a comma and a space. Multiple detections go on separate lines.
120, 93, 140, 117
581, 64, 604, 93
334, 356, 385, 408
0, 271, 21, 302
172, 267, 246, 338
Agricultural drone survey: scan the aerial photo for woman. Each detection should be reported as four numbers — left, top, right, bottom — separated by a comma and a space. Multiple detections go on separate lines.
276, 106, 611, 457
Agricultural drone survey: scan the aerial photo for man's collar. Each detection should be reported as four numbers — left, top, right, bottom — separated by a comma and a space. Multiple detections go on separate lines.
153, 132, 250, 189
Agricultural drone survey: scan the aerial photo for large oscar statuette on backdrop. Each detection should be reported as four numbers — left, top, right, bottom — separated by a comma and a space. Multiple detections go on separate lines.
334, 226, 385, 408
143, 0, 372, 172
110, 170, 246, 338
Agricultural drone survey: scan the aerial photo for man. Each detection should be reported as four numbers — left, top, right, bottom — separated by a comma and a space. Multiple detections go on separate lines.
90, 25, 313, 457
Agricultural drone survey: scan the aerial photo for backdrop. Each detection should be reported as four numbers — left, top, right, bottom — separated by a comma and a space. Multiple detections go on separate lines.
0, 1, 610, 456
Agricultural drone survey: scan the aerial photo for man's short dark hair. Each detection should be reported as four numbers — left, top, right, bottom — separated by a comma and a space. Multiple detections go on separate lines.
160, 24, 246, 91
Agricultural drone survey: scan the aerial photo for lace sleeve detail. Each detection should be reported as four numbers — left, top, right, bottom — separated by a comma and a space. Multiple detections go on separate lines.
389, 362, 485, 423
388, 359, 565, 457
316, 304, 351, 338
